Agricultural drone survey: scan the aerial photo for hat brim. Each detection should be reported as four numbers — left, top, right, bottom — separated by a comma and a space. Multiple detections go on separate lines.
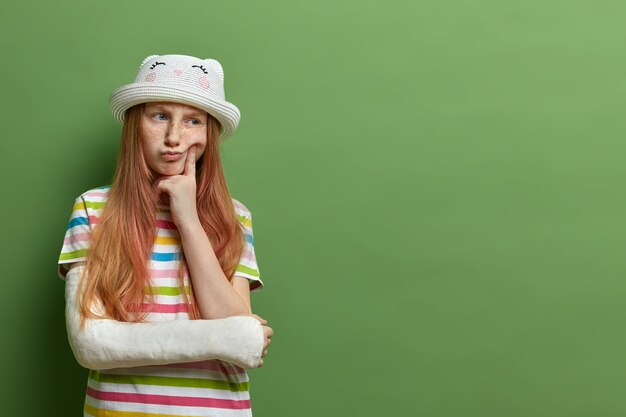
109, 83, 240, 141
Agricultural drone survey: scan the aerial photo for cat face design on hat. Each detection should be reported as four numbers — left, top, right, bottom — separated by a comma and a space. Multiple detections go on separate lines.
135, 54, 226, 98
110, 53, 240, 141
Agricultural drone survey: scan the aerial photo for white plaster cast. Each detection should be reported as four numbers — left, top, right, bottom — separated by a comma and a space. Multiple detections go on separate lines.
65, 265, 264, 370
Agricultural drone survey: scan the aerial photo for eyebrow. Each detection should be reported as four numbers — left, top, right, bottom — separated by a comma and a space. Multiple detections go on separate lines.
146, 104, 207, 118
183, 110, 207, 118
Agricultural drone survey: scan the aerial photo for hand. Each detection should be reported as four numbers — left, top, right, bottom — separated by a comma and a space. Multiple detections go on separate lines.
154, 145, 199, 228
245, 313, 273, 367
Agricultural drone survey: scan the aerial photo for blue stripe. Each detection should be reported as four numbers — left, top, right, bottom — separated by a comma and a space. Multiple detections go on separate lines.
67, 217, 89, 230
245, 234, 254, 245
151, 252, 181, 261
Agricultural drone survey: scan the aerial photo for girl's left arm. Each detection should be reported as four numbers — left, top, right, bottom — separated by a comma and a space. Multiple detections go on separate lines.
155, 145, 254, 320
177, 221, 252, 319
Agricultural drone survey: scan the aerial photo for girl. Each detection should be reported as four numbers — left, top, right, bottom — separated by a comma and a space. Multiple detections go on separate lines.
58, 54, 273, 417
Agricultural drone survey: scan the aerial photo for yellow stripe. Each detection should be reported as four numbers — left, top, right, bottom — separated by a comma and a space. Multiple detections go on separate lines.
236, 215, 252, 227
72, 201, 86, 211
154, 236, 180, 245
85, 403, 198, 417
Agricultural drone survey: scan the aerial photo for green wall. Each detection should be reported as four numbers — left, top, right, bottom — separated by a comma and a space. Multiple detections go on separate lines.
2, 1, 626, 415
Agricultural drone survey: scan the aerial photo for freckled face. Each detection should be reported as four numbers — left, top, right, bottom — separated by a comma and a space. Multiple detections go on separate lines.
140, 102, 208, 178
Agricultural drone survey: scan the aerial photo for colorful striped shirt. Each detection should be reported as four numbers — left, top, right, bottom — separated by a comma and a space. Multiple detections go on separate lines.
58, 186, 263, 417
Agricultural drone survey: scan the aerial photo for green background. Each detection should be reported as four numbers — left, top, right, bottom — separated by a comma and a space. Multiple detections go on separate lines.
2, 0, 626, 415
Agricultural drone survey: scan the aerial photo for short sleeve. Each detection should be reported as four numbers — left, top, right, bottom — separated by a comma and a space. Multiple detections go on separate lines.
58, 195, 92, 280
233, 202, 263, 292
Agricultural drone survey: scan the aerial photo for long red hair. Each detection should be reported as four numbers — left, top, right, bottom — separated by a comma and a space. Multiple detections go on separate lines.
79, 103, 246, 323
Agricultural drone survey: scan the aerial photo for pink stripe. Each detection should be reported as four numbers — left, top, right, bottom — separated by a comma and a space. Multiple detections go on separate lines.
65, 232, 91, 244
88, 215, 100, 225
149, 269, 181, 278
233, 199, 249, 213
86, 387, 250, 409
239, 251, 255, 262
156, 220, 177, 230
83, 191, 109, 198
140, 303, 189, 313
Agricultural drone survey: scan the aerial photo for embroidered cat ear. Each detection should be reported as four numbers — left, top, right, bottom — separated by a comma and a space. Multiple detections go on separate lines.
140, 55, 160, 69
204, 58, 224, 83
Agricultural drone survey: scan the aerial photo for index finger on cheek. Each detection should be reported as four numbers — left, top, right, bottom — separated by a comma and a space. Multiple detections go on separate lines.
184, 145, 196, 177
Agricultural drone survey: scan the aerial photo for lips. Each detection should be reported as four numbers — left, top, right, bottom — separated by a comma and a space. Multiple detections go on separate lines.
162, 151, 183, 162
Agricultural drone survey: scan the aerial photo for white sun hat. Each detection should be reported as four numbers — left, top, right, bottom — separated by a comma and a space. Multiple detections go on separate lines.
109, 54, 241, 141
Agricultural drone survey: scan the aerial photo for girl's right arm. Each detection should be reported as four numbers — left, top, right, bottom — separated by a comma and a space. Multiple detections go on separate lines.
65, 264, 271, 370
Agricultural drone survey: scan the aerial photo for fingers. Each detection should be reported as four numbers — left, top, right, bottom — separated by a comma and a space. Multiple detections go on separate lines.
184, 144, 196, 178
153, 177, 169, 199
235, 314, 272, 366
262, 325, 272, 352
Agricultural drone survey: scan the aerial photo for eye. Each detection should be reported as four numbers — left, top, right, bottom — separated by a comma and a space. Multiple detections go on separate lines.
149, 62, 166, 70
187, 118, 203, 126
191, 64, 208, 74
152, 113, 168, 121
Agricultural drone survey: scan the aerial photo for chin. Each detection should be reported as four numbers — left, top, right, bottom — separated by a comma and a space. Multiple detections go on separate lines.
154, 167, 183, 177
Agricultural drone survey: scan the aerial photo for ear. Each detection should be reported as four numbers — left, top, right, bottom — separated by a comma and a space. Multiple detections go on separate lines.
204, 58, 224, 83
140, 55, 160, 69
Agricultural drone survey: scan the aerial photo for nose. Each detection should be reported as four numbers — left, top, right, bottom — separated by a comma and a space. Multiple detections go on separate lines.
164, 122, 182, 147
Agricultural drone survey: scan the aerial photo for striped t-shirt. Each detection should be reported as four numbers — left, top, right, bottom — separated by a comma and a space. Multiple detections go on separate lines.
58, 186, 263, 417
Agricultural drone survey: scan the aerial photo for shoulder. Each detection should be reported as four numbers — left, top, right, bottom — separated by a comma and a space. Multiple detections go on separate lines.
231, 197, 255, 232
78, 185, 111, 204
71, 185, 111, 224
231, 197, 252, 219
59, 186, 110, 278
